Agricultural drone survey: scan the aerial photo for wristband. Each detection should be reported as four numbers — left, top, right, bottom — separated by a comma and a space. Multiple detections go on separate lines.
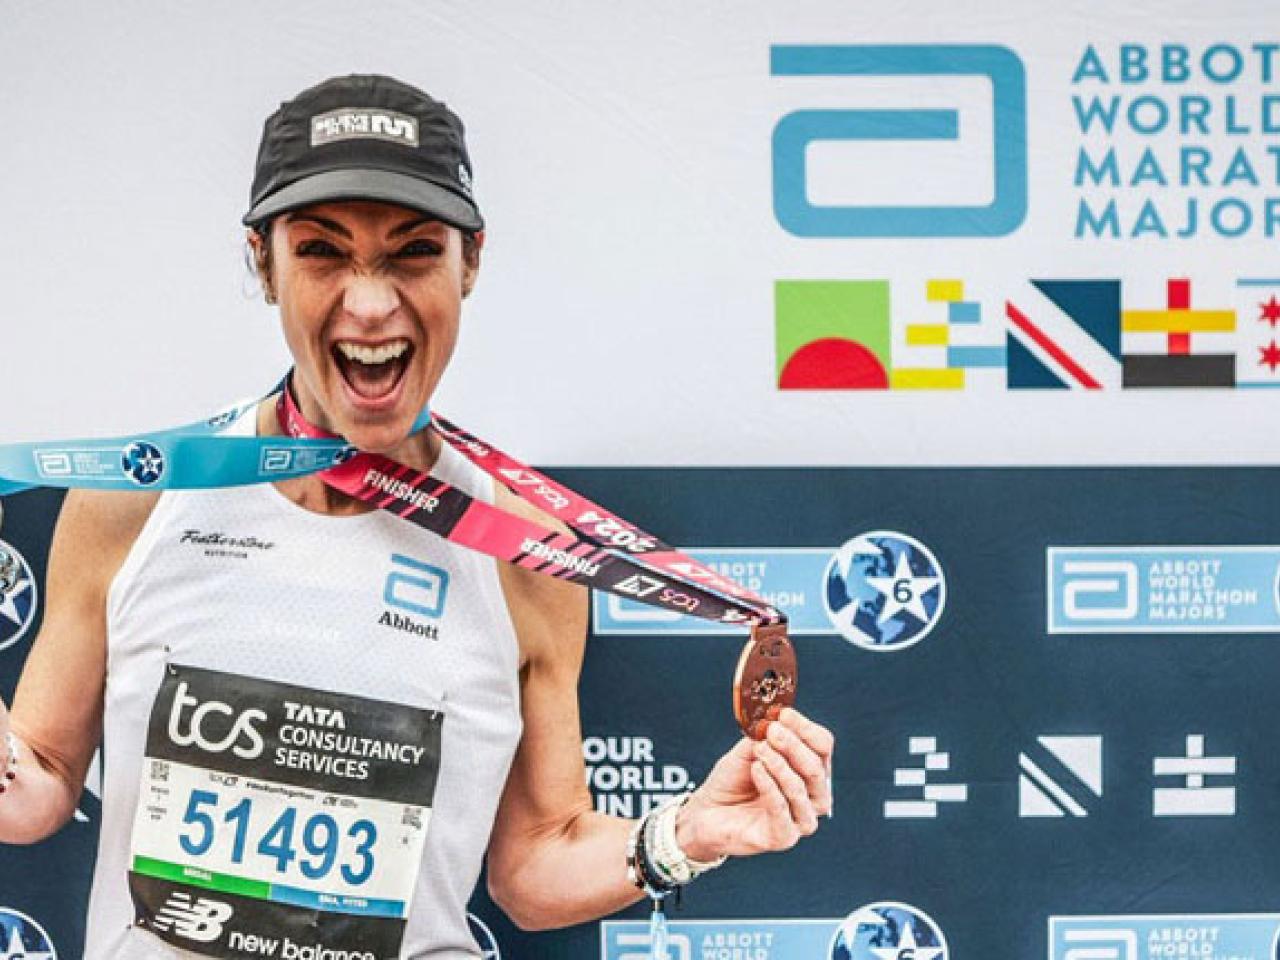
627, 810, 676, 899
645, 793, 727, 888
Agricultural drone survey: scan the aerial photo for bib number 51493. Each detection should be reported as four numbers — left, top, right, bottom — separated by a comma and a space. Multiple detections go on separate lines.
180, 789, 377, 886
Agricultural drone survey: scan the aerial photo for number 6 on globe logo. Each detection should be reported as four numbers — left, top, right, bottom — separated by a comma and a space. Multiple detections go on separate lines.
822, 532, 947, 652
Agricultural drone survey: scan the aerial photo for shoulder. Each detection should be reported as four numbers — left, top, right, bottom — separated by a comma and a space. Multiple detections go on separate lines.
56, 487, 162, 545
493, 485, 588, 672
51, 488, 163, 594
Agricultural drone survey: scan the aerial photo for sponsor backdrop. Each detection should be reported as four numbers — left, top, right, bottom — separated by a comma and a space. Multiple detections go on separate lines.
2, 2, 1278, 959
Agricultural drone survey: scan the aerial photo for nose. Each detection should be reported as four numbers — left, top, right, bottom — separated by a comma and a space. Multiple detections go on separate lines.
342, 275, 399, 326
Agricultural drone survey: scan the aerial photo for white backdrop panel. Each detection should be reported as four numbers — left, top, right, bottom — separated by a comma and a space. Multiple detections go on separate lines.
0, 0, 1273, 465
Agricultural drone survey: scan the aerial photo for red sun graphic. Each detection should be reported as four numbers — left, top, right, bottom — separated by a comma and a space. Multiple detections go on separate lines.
779, 338, 890, 390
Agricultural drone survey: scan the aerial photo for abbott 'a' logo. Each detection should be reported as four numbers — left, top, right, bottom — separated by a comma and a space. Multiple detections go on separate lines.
167, 681, 266, 759
1055, 926, 1137, 960
614, 931, 693, 960
771, 45, 1027, 238
152, 892, 233, 943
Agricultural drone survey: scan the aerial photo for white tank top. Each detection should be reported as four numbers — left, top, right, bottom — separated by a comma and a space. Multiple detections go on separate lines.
84, 434, 523, 960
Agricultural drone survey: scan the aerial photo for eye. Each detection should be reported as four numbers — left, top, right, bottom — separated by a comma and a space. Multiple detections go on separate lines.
393, 239, 443, 258
296, 238, 342, 257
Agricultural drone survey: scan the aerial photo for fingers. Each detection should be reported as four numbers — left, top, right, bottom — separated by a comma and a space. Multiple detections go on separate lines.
765, 710, 835, 817
748, 755, 796, 844
778, 707, 836, 770
725, 734, 758, 765
755, 738, 818, 837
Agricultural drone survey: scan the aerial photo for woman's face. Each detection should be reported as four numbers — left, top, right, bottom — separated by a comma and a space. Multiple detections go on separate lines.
258, 199, 480, 454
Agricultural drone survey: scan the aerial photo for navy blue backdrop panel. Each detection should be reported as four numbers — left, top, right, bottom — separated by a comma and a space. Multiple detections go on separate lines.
2, 468, 1278, 959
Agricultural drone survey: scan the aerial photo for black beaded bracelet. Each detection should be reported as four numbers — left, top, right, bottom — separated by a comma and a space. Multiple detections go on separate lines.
626, 808, 678, 898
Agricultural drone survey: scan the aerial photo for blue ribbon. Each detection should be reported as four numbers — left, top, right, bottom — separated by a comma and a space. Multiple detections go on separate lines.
0, 392, 433, 497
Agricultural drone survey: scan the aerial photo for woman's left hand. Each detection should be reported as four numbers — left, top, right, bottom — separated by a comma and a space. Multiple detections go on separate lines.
675, 707, 835, 861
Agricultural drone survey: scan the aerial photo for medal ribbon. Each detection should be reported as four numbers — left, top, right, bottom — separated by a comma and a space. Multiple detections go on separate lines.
277, 383, 783, 628
0, 386, 782, 626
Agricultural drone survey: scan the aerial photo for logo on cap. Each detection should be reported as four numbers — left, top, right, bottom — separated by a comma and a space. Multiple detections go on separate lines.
311, 108, 419, 148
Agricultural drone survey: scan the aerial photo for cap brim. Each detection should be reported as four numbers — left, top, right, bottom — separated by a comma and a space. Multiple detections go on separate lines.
242, 168, 483, 231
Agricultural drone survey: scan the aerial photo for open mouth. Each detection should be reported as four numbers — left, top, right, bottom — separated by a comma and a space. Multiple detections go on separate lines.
332, 339, 414, 402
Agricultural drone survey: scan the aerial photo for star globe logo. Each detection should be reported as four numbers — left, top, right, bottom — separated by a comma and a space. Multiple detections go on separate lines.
830, 901, 947, 960
121, 440, 165, 487
823, 532, 946, 651
0, 539, 38, 653
0, 907, 57, 959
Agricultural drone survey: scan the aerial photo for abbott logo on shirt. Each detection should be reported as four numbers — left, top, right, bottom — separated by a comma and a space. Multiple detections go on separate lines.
167, 681, 267, 759
384, 554, 450, 619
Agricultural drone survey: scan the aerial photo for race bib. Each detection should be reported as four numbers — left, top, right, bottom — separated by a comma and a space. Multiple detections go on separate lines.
128, 665, 442, 959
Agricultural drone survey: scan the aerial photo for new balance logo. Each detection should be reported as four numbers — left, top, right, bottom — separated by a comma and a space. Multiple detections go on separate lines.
152, 892, 233, 943
615, 575, 665, 598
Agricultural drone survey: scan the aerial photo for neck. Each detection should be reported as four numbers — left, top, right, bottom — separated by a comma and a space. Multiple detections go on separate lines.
256, 396, 441, 517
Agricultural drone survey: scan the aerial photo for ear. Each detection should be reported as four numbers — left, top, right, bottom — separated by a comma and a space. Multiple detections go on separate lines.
461, 230, 485, 299
247, 228, 277, 304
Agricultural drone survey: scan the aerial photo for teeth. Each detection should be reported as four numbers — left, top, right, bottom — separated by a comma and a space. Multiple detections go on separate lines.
336, 340, 410, 365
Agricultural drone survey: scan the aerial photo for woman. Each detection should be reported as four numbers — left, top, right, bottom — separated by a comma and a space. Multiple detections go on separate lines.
0, 74, 833, 958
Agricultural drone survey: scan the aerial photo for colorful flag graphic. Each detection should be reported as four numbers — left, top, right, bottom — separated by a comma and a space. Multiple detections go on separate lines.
1005, 280, 1121, 389
890, 279, 1005, 390
1235, 279, 1280, 389
775, 280, 891, 389
1121, 279, 1236, 388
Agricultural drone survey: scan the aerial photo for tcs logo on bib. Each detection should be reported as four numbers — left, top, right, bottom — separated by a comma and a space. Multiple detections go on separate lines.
167, 681, 266, 759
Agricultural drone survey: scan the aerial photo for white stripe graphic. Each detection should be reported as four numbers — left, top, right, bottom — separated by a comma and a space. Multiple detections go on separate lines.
1019, 754, 1087, 817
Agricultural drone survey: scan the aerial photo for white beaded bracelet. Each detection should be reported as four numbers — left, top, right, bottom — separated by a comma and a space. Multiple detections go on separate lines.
646, 792, 726, 887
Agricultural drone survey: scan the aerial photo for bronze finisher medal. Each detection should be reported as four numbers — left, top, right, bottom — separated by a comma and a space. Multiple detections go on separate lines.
733, 622, 798, 740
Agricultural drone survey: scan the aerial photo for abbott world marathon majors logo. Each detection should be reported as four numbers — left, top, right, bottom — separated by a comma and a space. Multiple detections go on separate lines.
0, 539, 37, 653
1050, 914, 1280, 960
584, 736, 693, 818
1049, 546, 1280, 633
830, 903, 947, 960
601, 907, 943, 960
591, 533, 945, 652
0, 908, 57, 959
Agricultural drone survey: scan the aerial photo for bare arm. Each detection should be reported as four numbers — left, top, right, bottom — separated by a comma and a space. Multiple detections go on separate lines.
484, 489, 643, 930
0, 488, 157, 843
483, 488, 835, 931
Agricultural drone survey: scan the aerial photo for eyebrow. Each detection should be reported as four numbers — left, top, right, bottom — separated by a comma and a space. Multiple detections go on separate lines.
388, 215, 440, 238
286, 213, 352, 238
285, 213, 441, 239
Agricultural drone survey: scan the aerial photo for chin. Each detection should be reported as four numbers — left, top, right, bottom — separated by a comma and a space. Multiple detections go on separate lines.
344, 420, 415, 455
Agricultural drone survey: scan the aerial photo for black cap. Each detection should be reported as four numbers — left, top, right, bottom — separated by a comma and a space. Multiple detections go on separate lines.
243, 74, 483, 232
